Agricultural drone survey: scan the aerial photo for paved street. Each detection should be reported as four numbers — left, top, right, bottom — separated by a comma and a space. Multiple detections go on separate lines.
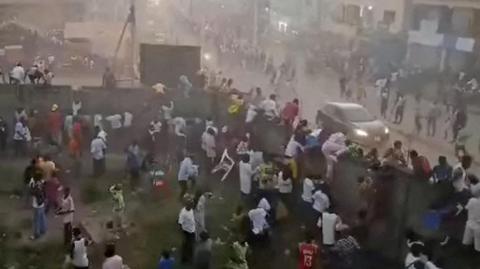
165, 2, 480, 174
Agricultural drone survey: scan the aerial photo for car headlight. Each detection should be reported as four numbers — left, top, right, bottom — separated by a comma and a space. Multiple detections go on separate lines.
354, 129, 368, 137
384, 127, 389, 134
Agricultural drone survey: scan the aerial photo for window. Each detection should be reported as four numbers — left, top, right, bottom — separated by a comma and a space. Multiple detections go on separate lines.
383, 10, 396, 25
345, 4, 361, 25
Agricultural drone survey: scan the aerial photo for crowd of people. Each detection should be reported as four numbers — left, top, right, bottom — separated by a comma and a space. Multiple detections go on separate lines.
1, 5, 479, 269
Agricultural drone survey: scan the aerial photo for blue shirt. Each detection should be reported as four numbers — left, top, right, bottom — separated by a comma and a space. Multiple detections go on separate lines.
432, 164, 452, 182
158, 258, 174, 269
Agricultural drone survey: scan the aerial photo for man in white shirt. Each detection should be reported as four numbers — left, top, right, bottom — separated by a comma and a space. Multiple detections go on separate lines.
248, 207, 268, 237
452, 155, 472, 192
13, 119, 28, 156
312, 188, 330, 213
245, 105, 258, 124
102, 244, 124, 269
178, 203, 196, 263
285, 135, 304, 158
462, 196, 480, 251
161, 101, 174, 121
57, 187, 75, 245
321, 132, 348, 181
10, 63, 25, 84
91, 135, 107, 177
317, 210, 347, 246
239, 154, 255, 202
178, 155, 198, 199
260, 94, 279, 120
302, 177, 315, 203
173, 116, 187, 137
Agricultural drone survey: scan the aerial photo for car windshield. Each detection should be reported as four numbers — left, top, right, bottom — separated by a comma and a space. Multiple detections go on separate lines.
342, 106, 375, 122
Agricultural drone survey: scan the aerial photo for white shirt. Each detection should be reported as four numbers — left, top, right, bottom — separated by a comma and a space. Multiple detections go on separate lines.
102, 255, 123, 269
64, 115, 73, 135
106, 114, 122, 129
178, 157, 197, 181
312, 190, 330, 212
13, 121, 26, 141
245, 106, 257, 123
321, 133, 348, 162
466, 197, 480, 226
317, 212, 338, 245
277, 172, 293, 193
452, 164, 467, 192
72, 101, 82, 116
173, 117, 186, 136
239, 161, 254, 194
178, 207, 196, 233
161, 102, 174, 120
302, 178, 315, 203
257, 198, 271, 211
123, 112, 133, 127
90, 137, 107, 160
285, 136, 303, 158
471, 183, 480, 198
94, 114, 103, 129
11, 66, 25, 81
404, 253, 420, 268
260, 99, 278, 118
72, 238, 88, 267
201, 131, 216, 158
248, 208, 268, 234
61, 195, 75, 223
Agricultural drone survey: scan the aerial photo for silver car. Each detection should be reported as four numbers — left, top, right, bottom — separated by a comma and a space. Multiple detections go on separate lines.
316, 102, 390, 146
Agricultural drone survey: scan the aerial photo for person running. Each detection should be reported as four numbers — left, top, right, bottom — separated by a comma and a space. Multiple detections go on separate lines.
298, 232, 319, 269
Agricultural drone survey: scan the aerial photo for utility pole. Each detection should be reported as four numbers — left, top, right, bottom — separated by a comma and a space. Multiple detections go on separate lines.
253, 0, 258, 46
130, 0, 137, 83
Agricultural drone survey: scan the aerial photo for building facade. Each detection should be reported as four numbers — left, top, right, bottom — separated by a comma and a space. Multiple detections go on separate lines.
406, 0, 480, 71
319, 0, 406, 37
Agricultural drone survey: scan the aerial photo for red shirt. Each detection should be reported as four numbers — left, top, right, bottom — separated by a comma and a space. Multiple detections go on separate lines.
282, 102, 299, 121
72, 122, 83, 142
298, 242, 319, 269
48, 111, 62, 135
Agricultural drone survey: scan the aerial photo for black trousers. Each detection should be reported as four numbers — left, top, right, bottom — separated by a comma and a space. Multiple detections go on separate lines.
92, 158, 105, 177
64, 222, 72, 245
181, 230, 195, 263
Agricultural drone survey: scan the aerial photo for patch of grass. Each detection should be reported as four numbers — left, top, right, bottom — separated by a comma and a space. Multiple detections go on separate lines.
81, 181, 107, 204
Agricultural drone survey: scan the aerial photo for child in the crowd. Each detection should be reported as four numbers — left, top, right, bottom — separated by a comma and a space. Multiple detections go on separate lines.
109, 184, 126, 237
157, 250, 175, 269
